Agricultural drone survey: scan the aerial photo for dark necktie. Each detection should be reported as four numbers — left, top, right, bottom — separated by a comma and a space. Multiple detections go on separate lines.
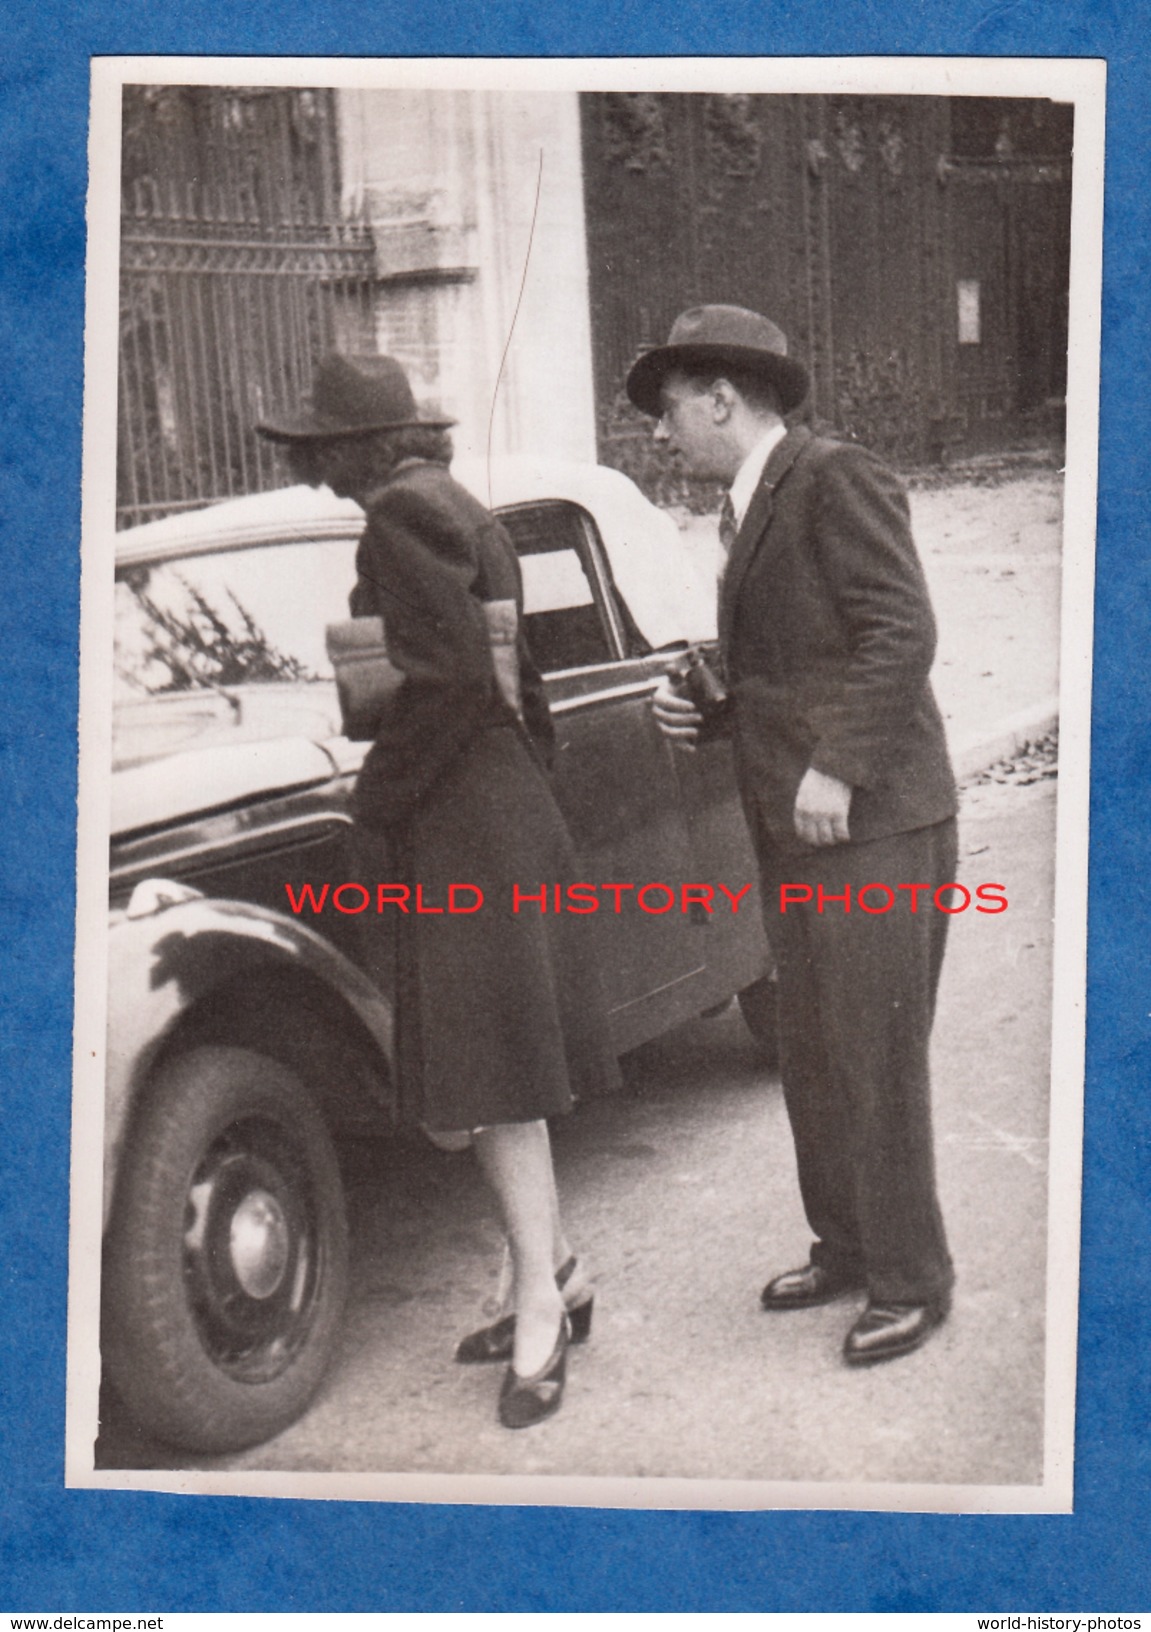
718, 493, 738, 557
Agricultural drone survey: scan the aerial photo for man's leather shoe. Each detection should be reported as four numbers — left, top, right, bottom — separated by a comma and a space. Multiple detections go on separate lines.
760, 1262, 865, 1311
842, 1300, 947, 1366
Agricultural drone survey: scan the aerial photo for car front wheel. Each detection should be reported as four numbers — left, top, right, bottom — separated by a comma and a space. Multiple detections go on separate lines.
103, 1045, 349, 1454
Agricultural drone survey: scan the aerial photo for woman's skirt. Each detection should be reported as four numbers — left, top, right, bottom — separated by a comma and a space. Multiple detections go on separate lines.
354, 722, 620, 1132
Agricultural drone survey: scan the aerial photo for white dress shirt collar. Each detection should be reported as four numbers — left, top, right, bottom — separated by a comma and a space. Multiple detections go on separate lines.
728, 421, 787, 530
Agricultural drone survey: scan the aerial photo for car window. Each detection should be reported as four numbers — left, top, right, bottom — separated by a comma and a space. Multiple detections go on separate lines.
496, 502, 619, 671
113, 538, 357, 768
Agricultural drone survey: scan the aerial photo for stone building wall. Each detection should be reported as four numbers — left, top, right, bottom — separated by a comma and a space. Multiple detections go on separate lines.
338, 88, 598, 465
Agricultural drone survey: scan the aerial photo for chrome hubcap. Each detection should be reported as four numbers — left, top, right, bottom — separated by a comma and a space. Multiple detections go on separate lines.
229, 1189, 291, 1299
181, 1115, 321, 1382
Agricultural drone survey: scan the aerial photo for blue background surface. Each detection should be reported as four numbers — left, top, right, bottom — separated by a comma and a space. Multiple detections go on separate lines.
1, 0, 1147, 1610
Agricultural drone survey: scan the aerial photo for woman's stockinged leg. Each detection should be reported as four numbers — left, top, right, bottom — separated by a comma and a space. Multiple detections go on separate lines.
494, 1169, 574, 1303
473, 1120, 567, 1378
547, 1153, 575, 1277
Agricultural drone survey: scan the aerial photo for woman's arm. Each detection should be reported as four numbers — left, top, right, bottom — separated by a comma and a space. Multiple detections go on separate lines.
350, 479, 498, 831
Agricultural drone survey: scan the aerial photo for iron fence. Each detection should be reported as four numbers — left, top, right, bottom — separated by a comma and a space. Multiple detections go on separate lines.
117, 87, 378, 529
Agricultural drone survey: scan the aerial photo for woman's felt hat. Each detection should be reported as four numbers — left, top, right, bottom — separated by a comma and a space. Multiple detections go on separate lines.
256, 352, 455, 442
625, 304, 810, 417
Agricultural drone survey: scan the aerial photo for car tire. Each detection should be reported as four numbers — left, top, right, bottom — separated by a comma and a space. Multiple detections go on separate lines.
737, 975, 780, 1070
102, 1045, 349, 1455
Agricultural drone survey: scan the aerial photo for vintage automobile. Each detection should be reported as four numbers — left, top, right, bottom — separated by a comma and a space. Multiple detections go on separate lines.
101, 456, 776, 1454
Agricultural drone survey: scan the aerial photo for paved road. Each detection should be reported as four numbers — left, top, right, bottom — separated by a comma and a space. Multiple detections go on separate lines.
97, 774, 1057, 1495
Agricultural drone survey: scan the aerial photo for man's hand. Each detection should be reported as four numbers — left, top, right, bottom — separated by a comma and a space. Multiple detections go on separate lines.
794, 766, 853, 847
651, 676, 702, 751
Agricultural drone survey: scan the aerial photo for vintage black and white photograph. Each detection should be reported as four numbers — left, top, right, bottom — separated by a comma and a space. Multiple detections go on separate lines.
67, 57, 1102, 1510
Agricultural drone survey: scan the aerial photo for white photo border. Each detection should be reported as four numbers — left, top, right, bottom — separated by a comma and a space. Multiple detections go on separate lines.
68, 53, 1104, 1513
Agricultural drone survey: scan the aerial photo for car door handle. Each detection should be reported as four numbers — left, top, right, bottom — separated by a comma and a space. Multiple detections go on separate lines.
549, 679, 661, 716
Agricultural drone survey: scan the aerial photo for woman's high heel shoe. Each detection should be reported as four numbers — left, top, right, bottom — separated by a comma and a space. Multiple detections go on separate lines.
455, 1255, 593, 1363
498, 1314, 569, 1429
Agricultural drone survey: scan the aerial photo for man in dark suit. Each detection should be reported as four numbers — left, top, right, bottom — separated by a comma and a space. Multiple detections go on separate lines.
629, 305, 958, 1365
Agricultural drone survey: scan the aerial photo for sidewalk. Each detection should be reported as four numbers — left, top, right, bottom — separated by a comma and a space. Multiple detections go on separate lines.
911, 465, 1063, 772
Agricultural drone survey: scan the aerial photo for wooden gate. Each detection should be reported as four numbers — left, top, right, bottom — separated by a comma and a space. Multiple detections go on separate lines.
580, 93, 1072, 486
118, 86, 377, 528
942, 155, 1072, 449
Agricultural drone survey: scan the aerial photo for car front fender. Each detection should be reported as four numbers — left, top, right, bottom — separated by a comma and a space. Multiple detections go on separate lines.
105, 893, 395, 1230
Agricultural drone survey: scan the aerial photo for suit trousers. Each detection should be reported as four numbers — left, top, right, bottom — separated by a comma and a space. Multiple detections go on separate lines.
756, 817, 957, 1306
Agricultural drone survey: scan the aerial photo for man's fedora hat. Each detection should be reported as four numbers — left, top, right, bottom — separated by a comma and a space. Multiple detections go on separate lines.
625, 304, 810, 418
256, 352, 455, 442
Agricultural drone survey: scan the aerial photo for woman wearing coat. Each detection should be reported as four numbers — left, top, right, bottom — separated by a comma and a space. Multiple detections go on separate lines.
258, 353, 617, 1428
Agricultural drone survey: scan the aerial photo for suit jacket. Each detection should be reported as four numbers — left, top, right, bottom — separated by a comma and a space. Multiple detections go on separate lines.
720, 426, 957, 853
348, 459, 552, 832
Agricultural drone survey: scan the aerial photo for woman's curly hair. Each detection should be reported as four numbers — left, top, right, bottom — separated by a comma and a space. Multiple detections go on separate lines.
379, 424, 454, 467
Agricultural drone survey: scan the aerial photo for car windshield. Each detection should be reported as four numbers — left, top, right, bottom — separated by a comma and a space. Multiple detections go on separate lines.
113, 537, 358, 770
